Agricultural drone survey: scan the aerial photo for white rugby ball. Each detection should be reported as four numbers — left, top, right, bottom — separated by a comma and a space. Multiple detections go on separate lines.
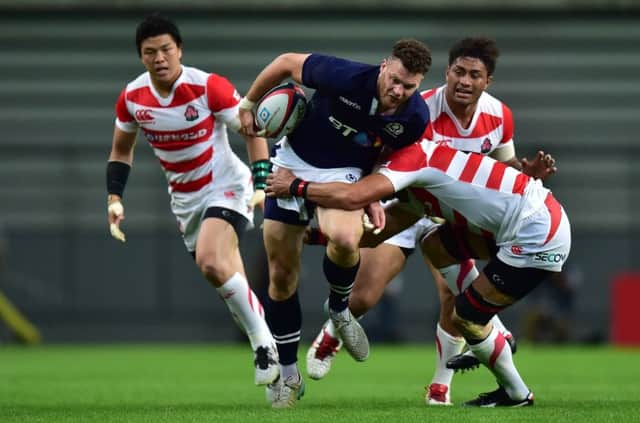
254, 82, 307, 139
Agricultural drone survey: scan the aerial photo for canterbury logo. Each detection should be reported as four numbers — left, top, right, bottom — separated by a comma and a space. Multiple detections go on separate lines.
135, 109, 154, 122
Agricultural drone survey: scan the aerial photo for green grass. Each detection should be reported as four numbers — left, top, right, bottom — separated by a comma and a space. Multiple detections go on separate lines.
0, 344, 638, 422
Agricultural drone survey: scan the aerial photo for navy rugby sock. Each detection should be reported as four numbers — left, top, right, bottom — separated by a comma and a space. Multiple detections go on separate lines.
264, 291, 302, 365
323, 253, 360, 313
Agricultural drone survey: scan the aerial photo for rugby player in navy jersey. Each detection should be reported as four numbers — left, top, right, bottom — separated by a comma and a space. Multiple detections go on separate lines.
238, 39, 431, 408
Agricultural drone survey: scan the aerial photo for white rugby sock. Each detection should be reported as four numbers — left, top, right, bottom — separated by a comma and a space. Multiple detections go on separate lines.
439, 259, 479, 295
431, 323, 466, 386
216, 272, 273, 350
467, 326, 530, 400
461, 315, 513, 358
490, 314, 512, 338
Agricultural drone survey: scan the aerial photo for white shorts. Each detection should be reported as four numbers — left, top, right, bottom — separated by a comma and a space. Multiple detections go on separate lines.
170, 154, 254, 252
270, 138, 362, 221
383, 216, 440, 250
498, 193, 571, 272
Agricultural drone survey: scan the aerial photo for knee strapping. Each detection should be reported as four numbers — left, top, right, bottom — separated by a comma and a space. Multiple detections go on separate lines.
455, 285, 506, 326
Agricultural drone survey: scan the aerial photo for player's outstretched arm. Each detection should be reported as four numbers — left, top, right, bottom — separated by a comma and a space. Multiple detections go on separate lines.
106, 127, 136, 243
265, 167, 395, 210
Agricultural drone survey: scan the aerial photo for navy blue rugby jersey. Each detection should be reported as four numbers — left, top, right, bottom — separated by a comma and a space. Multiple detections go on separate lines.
286, 54, 430, 170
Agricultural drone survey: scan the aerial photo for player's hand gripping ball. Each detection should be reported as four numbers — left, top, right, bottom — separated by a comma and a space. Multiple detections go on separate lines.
254, 82, 307, 139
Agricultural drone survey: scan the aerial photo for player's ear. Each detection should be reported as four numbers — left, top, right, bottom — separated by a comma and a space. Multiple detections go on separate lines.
486, 74, 493, 88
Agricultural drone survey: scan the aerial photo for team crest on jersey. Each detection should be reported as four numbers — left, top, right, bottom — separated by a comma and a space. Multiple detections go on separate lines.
481, 138, 492, 153
383, 122, 404, 137
184, 105, 199, 122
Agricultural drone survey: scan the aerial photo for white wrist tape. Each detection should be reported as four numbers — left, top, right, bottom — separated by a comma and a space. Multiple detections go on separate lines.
238, 97, 255, 111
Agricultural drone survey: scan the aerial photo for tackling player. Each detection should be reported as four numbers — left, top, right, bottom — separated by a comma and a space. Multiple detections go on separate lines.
266, 138, 571, 407
238, 40, 432, 408
105, 14, 279, 389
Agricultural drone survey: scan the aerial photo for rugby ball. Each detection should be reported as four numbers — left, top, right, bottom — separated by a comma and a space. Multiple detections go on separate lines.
254, 82, 307, 138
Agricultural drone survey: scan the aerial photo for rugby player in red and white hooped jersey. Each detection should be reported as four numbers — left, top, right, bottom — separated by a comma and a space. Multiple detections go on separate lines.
266, 138, 571, 407
105, 14, 279, 389
304, 37, 557, 405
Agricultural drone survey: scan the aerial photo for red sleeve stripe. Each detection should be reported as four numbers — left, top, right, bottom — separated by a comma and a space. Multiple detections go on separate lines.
428, 145, 457, 172
543, 193, 562, 245
169, 172, 212, 193
511, 173, 530, 195
115, 89, 134, 122
500, 103, 514, 144
458, 153, 483, 183
485, 162, 506, 190
158, 146, 213, 173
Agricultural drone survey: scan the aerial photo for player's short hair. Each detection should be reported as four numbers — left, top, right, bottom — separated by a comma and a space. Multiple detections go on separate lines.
135, 13, 183, 57
448, 37, 499, 76
391, 39, 432, 75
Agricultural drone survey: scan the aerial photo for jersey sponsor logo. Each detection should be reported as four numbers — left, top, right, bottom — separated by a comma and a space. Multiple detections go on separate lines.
383, 122, 404, 138
338, 96, 362, 110
534, 252, 567, 263
184, 105, 199, 122
135, 109, 154, 123
328, 116, 358, 136
481, 138, 492, 154
511, 245, 523, 255
145, 128, 208, 142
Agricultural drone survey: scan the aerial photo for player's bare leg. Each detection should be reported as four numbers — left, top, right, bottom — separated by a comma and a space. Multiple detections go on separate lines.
196, 217, 278, 386
316, 207, 370, 361
262, 219, 307, 408
307, 243, 406, 379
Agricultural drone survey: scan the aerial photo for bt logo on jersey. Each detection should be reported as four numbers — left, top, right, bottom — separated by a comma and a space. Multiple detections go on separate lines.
328, 116, 358, 136
135, 109, 154, 123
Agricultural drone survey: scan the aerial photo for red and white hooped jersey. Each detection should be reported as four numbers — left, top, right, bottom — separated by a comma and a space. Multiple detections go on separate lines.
114, 65, 248, 196
378, 140, 550, 244
421, 85, 514, 156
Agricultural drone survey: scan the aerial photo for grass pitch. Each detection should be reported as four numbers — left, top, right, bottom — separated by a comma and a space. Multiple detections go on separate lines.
0, 344, 638, 422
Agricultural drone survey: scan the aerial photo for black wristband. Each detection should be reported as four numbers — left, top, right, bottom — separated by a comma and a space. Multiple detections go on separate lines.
288, 178, 310, 198
106, 161, 131, 198
250, 159, 270, 190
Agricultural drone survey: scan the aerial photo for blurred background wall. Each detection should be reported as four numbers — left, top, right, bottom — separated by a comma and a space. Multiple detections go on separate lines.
0, 1, 638, 344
